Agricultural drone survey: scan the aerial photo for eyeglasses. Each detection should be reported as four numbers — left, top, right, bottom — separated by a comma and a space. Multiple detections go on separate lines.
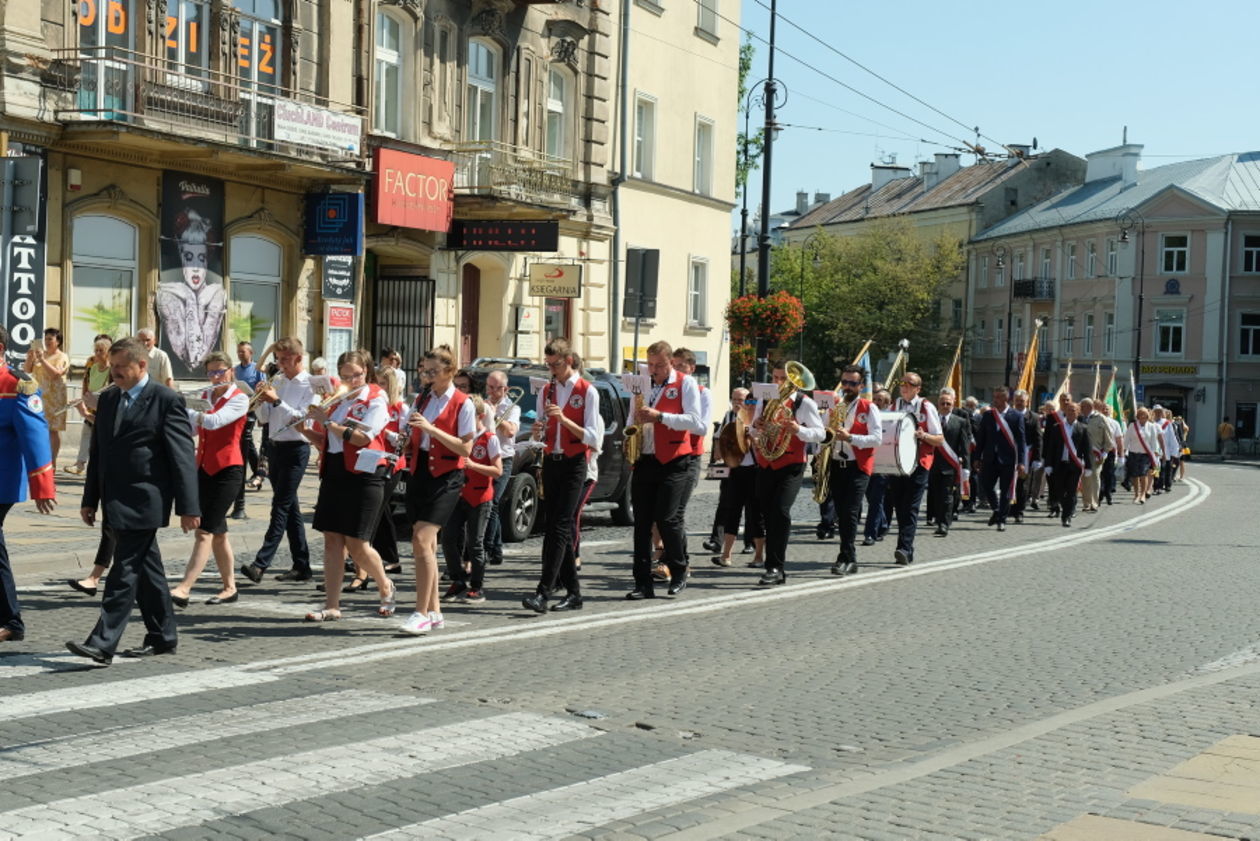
840, 379, 861, 386
341, 369, 366, 380
207, 368, 230, 378
743, 398, 757, 405
545, 359, 567, 369
419, 367, 439, 376
902, 381, 921, 388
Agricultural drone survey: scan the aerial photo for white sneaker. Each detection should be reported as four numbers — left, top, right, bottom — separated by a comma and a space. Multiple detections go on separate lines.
400, 611, 432, 635
429, 611, 445, 630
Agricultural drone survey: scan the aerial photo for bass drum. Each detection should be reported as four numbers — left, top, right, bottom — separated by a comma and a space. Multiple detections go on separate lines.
873, 412, 918, 476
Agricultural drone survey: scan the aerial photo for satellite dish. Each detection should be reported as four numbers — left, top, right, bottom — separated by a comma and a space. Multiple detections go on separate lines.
1032, 137, 1039, 150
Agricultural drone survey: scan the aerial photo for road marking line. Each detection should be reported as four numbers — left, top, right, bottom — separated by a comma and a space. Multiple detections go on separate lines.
1192, 643, 1260, 674
357, 750, 809, 841
0, 689, 430, 780
0, 667, 279, 723
0, 712, 600, 840
226, 597, 470, 628
0, 653, 143, 680
1127, 735, 1260, 816
1035, 814, 1227, 840
248, 478, 1210, 676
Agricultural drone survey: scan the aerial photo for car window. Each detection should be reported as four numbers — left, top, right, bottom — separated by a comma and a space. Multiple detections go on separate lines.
595, 382, 616, 430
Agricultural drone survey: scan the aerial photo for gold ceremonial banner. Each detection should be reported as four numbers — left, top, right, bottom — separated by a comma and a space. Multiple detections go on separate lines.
1016, 318, 1041, 395
943, 335, 964, 395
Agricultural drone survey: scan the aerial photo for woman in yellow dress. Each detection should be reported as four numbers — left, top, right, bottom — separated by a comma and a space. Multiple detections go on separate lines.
23, 327, 70, 466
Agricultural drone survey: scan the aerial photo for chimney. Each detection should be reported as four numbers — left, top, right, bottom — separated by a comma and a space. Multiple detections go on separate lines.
871, 163, 912, 192
1085, 143, 1143, 187
1007, 144, 1031, 159
934, 152, 961, 179
813, 191, 830, 205
919, 160, 939, 190
795, 190, 809, 215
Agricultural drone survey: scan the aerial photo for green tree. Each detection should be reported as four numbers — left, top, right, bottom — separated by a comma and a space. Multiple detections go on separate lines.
736, 37, 766, 193
772, 219, 965, 386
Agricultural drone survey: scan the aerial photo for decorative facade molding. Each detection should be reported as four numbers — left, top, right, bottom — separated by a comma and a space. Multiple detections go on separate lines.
381, 0, 426, 21
470, 0, 513, 37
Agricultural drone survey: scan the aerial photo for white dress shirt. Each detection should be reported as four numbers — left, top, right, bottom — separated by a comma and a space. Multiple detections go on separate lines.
536, 372, 602, 451
1124, 420, 1164, 460
256, 370, 316, 443
644, 370, 706, 454
751, 391, 828, 444
897, 396, 943, 435
402, 383, 476, 450
490, 395, 521, 459
188, 387, 248, 430
326, 391, 389, 455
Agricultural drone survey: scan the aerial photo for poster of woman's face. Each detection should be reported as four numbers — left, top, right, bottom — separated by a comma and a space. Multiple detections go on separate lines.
158, 171, 226, 379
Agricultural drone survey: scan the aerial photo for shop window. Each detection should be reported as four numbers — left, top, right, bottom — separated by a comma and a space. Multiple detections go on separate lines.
70, 214, 138, 360
544, 297, 571, 343
228, 234, 281, 352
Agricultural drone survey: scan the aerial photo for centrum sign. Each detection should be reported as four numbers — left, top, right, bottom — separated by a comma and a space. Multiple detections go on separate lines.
1141, 364, 1198, 376
272, 100, 363, 155
529, 263, 582, 298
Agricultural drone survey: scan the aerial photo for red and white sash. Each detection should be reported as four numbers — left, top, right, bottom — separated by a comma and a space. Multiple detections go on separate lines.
1055, 412, 1084, 471
990, 407, 1019, 502
1133, 420, 1158, 464
936, 416, 966, 495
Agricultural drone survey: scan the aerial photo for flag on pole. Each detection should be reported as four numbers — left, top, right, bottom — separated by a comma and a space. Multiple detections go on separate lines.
1129, 369, 1139, 417
851, 339, 874, 401
1053, 359, 1074, 401
1091, 361, 1102, 402
1104, 371, 1125, 422
943, 335, 964, 396
1016, 318, 1042, 395
882, 338, 910, 392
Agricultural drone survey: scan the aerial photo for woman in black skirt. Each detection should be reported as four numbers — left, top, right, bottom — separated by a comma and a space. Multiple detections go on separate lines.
400, 345, 475, 635
170, 352, 248, 607
304, 350, 396, 621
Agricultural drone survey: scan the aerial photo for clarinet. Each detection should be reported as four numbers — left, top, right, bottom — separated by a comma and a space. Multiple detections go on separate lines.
393, 385, 430, 463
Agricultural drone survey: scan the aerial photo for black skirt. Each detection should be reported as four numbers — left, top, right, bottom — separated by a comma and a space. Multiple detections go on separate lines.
314, 455, 387, 540
405, 454, 465, 525
198, 465, 244, 535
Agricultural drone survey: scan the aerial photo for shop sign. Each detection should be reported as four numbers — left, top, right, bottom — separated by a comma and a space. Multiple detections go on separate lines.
322, 255, 356, 301
328, 304, 354, 329
447, 220, 559, 251
325, 303, 355, 361
273, 100, 362, 155
528, 263, 582, 298
1141, 364, 1197, 376
374, 149, 454, 232
304, 192, 363, 256
1, 156, 46, 359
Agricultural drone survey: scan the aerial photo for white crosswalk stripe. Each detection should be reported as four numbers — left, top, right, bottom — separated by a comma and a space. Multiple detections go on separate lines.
0, 689, 430, 781
0, 712, 601, 840
358, 750, 810, 841
0, 653, 143, 680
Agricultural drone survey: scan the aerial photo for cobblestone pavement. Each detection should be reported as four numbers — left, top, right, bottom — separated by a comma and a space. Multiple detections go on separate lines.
1, 462, 1258, 840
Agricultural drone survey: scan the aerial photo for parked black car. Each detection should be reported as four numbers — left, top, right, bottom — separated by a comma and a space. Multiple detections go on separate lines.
390, 360, 634, 541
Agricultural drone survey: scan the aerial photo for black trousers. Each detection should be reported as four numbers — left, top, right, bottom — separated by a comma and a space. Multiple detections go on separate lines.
443, 499, 491, 591
755, 462, 805, 572
1055, 464, 1082, 521
235, 413, 260, 510
0, 504, 21, 637
864, 473, 889, 540
632, 454, 692, 589
1011, 466, 1030, 517
371, 474, 401, 569
668, 455, 702, 560
85, 527, 177, 656
981, 458, 1016, 524
252, 440, 310, 572
927, 466, 956, 531
717, 464, 764, 538
1101, 452, 1117, 501
831, 461, 869, 565
484, 455, 513, 562
537, 453, 586, 598
891, 465, 929, 561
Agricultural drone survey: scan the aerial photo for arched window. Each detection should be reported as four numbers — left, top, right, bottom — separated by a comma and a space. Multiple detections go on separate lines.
228, 234, 282, 351
466, 39, 499, 141
71, 214, 138, 359
545, 65, 572, 160
374, 10, 406, 136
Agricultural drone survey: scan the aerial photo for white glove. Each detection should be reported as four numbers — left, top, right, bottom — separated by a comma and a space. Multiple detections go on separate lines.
1044, 466, 1053, 476
1084, 469, 1093, 477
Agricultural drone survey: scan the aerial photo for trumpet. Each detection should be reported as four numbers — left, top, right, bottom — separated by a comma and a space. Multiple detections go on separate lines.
53, 383, 118, 416
277, 383, 366, 434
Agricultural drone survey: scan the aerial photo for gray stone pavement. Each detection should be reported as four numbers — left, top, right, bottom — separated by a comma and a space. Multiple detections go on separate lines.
0, 461, 1258, 839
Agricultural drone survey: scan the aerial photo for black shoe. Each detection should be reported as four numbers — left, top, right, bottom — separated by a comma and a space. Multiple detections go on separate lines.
894, 549, 912, 566
275, 569, 312, 582
843, 561, 858, 576
830, 562, 845, 575
861, 536, 875, 546
997, 522, 1006, 532
934, 526, 948, 537
0, 627, 24, 642
1062, 519, 1072, 527
815, 524, 835, 540
521, 593, 548, 613
206, 592, 239, 605
441, 582, 467, 603
230, 508, 247, 520
667, 575, 688, 596
487, 555, 503, 566
121, 643, 177, 658
1014, 514, 1023, 524
239, 564, 263, 584
170, 593, 189, 608
550, 594, 583, 611
741, 544, 754, 554
625, 587, 654, 600
757, 568, 785, 586
986, 513, 997, 526
66, 579, 98, 596
1029, 501, 1040, 511
702, 538, 721, 553
65, 641, 112, 665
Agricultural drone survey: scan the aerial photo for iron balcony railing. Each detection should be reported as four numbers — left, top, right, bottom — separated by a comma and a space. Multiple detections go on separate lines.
45, 47, 365, 165
451, 140, 580, 210
1012, 277, 1056, 300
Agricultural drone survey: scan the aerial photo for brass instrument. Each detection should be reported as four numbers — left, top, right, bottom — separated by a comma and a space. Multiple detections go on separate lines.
752, 360, 816, 462
277, 383, 366, 434
493, 386, 527, 431
53, 383, 117, 416
812, 393, 850, 504
622, 376, 648, 464
716, 410, 750, 468
247, 386, 273, 412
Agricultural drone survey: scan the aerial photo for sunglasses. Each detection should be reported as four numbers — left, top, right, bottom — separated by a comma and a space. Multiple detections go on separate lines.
840, 379, 861, 386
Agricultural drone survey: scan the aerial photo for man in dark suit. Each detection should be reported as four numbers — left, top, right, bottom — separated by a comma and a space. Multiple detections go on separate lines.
972, 385, 1025, 532
67, 337, 200, 665
1043, 400, 1092, 527
1009, 388, 1042, 523
927, 387, 970, 537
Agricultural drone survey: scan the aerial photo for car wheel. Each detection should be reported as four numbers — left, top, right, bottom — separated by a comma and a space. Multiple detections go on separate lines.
610, 479, 633, 526
502, 473, 538, 542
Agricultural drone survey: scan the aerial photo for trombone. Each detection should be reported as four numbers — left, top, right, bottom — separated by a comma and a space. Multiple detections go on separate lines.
493, 386, 527, 431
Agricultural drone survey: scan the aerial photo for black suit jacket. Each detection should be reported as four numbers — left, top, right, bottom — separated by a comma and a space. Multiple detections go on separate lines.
933, 410, 971, 474
1042, 418, 1094, 473
1021, 409, 1042, 463
974, 406, 1026, 466
83, 379, 200, 530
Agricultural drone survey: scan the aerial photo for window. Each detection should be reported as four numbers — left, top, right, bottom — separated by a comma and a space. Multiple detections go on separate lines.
1084, 313, 1095, 356
70, 215, 138, 360
1013, 252, 1024, 282
545, 66, 569, 159
697, 0, 718, 35
977, 320, 987, 357
1104, 312, 1115, 355
979, 256, 988, 289
1066, 244, 1076, 279
1161, 234, 1188, 273
952, 298, 963, 329
233, 0, 283, 146
228, 235, 281, 352
1086, 241, 1097, 277
517, 54, 532, 148
995, 317, 1005, 358
1062, 317, 1075, 355
165, 0, 210, 79
1041, 248, 1052, 279
433, 23, 454, 129
78, 0, 136, 115
1106, 238, 1118, 276
466, 39, 498, 141
1241, 313, 1260, 356
688, 258, 708, 326
373, 11, 403, 135
1244, 235, 1260, 273
633, 94, 656, 179
693, 116, 713, 195
1013, 316, 1023, 353
1155, 309, 1184, 356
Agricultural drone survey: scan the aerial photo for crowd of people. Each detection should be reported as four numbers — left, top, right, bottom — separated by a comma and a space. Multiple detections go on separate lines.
0, 324, 1193, 663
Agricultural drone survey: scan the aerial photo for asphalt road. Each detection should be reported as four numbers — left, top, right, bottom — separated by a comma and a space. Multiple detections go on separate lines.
2, 462, 1259, 840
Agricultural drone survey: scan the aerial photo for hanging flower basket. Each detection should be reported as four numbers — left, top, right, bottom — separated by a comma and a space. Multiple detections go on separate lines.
729, 342, 755, 374
726, 291, 805, 346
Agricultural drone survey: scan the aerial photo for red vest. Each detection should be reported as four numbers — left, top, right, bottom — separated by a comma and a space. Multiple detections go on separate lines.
337, 384, 390, 474
460, 430, 497, 506
845, 397, 877, 475
410, 388, 469, 476
196, 386, 246, 475
545, 377, 593, 458
905, 398, 936, 471
649, 372, 693, 463
690, 383, 708, 456
754, 395, 808, 470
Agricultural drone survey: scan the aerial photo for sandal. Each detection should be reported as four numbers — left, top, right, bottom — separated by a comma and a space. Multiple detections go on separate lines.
343, 577, 371, 593
383, 564, 403, 575
245, 476, 265, 491
378, 580, 397, 617
63, 463, 85, 475
304, 608, 342, 622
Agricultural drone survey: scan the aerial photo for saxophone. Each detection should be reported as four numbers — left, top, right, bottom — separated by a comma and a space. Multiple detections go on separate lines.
622, 380, 647, 464
752, 361, 816, 462
812, 394, 849, 504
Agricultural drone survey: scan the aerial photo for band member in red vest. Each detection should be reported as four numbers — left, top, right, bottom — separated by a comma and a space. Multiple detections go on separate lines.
401, 345, 475, 634
889, 372, 944, 564
973, 384, 1026, 532
523, 338, 601, 613
670, 347, 711, 562
303, 350, 396, 621
826, 364, 883, 576
441, 396, 502, 604
751, 359, 827, 585
169, 352, 248, 608
625, 341, 705, 600
364, 368, 408, 585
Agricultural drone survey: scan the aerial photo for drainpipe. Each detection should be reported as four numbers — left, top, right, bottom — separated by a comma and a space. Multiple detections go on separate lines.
609, 0, 631, 372
1218, 218, 1232, 447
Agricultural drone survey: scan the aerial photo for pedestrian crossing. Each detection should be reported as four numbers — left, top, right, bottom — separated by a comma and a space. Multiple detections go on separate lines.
0, 668, 810, 840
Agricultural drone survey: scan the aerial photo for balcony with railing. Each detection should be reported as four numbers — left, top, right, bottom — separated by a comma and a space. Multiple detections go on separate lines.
451, 140, 583, 211
44, 47, 365, 170
1012, 277, 1056, 300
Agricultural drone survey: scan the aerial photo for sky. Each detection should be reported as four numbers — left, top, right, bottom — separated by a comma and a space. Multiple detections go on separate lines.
735, 0, 1260, 217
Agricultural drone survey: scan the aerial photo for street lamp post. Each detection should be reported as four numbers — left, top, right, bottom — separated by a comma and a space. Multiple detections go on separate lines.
738, 80, 773, 298
995, 246, 1013, 386
1117, 209, 1146, 386
754, 0, 784, 383
798, 231, 822, 362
